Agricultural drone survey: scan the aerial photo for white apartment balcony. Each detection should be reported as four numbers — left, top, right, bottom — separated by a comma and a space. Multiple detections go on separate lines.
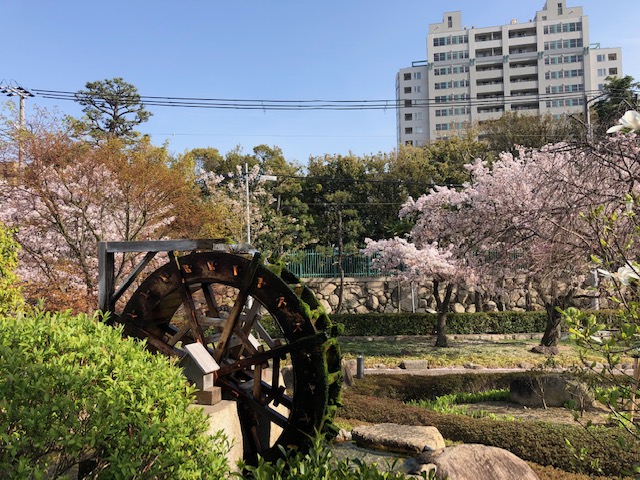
510, 79, 538, 90
476, 110, 504, 121
508, 65, 537, 76
508, 36, 537, 47
509, 50, 538, 60
476, 68, 504, 80
476, 83, 505, 95
474, 38, 502, 50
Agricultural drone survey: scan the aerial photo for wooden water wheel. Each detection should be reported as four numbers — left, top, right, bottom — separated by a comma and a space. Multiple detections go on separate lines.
98, 240, 342, 463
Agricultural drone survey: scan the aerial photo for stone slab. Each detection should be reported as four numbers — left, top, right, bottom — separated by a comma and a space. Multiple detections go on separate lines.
352, 423, 445, 454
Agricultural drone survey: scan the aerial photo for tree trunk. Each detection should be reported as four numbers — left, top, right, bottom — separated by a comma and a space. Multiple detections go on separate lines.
540, 289, 573, 347
433, 281, 454, 348
435, 311, 448, 347
541, 303, 563, 346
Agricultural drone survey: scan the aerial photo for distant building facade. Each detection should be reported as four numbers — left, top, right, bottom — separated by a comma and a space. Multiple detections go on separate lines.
396, 0, 623, 146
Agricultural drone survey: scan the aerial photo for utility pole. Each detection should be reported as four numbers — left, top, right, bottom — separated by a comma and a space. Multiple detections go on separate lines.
1, 83, 34, 169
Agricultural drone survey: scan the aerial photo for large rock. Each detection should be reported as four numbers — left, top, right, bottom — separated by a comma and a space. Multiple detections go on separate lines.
510, 374, 594, 409
399, 359, 430, 370
418, 444, 539, 480
352, 423, 445, 454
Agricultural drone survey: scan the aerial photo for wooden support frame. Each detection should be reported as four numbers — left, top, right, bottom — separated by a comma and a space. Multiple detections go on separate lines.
97, 239, 252, 314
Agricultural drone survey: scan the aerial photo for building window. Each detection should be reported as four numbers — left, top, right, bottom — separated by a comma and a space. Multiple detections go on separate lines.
415, 112, 424, 120
415, 126, 424, 134
597, 68, 607, 76
414, 86, 422, 93
557, 2, 563, 15
405, 127, 413, 134
404, 86, 411, 94
404, 100, 412, 107
448, 16, 453, 28
404, 73, 411, 81
404, 113, 412, 121
405, 140, 413, 146
609, 67, 618, 75
597, 54, 605, 62
413, 72, 422, 80
608, 53, 617, 61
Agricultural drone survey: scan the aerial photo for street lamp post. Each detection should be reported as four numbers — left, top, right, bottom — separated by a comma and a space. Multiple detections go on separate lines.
1, 83, 34, 168
244, 162, 277, 245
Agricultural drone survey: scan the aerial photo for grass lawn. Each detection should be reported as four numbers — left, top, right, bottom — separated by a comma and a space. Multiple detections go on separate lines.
338, 336, 617, 369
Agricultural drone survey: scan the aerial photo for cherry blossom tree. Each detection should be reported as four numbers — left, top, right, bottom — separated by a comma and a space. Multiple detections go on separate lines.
364, 238, 474, 347
0, 110, 226, 312
368, 128, 640, 348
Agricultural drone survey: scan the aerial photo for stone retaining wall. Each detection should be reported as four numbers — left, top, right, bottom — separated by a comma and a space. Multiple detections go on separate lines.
304, 276, 595, 315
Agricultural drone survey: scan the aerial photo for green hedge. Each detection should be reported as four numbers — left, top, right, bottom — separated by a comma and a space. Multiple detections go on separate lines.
332, 311, 548, 336
262, 310, 624, 338
0, 310, 231, 479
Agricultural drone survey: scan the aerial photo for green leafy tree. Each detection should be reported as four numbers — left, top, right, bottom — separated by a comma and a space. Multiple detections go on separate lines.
390, 134, 489, 197
0, 223, 23, 315
72, 77, 152, 143
478, 112, 582, 155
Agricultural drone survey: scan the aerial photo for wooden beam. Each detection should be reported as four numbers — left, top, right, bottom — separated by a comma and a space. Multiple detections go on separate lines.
101, 239, 251, 254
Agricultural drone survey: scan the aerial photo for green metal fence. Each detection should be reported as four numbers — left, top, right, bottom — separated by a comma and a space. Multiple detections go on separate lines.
283, 250, 381, 278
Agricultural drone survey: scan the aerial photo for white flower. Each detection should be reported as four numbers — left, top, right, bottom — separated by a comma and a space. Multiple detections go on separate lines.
607, 110, 640, 134
598, 264, 640, 285
616, 264, 640, 285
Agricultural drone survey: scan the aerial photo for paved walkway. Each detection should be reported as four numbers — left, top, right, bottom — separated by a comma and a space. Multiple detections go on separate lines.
363, 366, 530, 376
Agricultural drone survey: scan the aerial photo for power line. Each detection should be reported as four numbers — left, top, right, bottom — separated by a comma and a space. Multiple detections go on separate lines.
29, 87, 639, 111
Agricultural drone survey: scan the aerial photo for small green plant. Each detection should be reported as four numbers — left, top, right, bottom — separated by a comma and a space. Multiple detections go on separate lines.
240, 434, 422, 479
408, 389, 513, 420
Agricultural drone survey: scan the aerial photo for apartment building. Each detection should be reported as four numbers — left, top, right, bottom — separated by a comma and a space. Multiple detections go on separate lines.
397, 0, 623, 146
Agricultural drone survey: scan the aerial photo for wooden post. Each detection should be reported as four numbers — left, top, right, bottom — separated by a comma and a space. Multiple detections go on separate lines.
97, 242, 115, 313
630, 355, 640, 423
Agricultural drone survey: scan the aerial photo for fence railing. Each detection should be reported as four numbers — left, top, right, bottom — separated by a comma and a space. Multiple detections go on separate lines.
283, 250, 381, 278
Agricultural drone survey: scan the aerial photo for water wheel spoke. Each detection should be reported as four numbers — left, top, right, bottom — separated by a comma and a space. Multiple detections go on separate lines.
241, 300, 262, 334
168, 252, 205, 344
253, 320, 277, 349
167, 323, 191, 347
125, 322, 181, 357
202, 282, 220, 317
213, 252, 261, 363
218, 378, 298, 433
217, 332, 327, 377
231, 327, 260, 356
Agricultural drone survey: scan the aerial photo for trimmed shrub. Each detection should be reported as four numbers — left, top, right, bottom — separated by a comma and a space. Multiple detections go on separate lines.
0, 310, 230, 479
263, 309, 622, 338
332, 311, 549, 336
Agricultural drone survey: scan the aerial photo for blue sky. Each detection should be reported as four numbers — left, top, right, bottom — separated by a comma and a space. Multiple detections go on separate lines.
2, 0, 639, 166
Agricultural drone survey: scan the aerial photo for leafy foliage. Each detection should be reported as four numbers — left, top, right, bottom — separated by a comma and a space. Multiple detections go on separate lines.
0, 223, 23, 314
0, 310, 231, 479
479, 112, 583, 155
241, 434, 418, 480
